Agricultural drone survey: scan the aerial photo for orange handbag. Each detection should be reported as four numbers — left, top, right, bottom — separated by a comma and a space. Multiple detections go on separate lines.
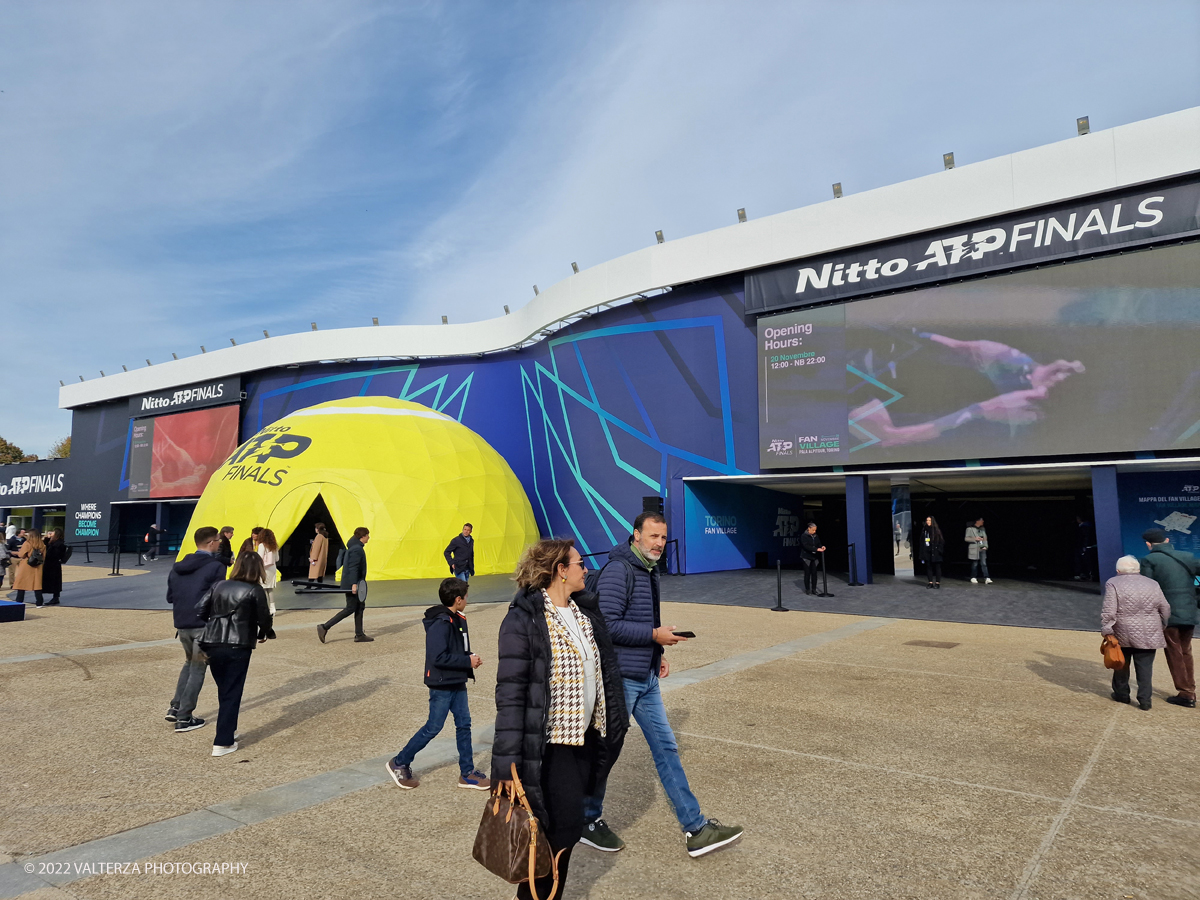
1101, 634, 1125, 670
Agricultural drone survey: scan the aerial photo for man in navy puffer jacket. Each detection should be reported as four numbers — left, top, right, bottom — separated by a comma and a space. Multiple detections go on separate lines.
580, 512, 744, 859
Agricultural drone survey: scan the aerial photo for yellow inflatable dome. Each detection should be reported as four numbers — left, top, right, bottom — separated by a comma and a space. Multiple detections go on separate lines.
180, 397, 540, 579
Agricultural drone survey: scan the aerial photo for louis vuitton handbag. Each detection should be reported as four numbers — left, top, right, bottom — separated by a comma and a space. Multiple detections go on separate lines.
472, 763, 560, 900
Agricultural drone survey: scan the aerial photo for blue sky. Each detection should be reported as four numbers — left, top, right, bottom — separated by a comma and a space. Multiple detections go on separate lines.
2, 1, 1198, 455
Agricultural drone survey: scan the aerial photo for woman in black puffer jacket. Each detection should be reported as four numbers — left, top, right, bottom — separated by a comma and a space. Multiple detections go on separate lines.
199, 551, 273, 757
492, 539, 628, 900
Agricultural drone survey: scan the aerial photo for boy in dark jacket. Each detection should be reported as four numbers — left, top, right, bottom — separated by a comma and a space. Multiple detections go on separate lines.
165, 526, 226, 732
385, 578, 490, 790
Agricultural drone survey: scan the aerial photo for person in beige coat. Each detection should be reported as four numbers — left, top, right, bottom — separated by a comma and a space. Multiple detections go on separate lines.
308, 523, 330, 582
1102, 555, 1171, 710
14, 529, 46, 607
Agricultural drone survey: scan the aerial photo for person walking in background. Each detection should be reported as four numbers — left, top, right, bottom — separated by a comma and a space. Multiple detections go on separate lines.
800, 522, 825, 596
317, 527, 373, 643
142, 523, 162, 563
41, 528, 68, 606
492, 539, 628, 900
256, 528, 279, 616
217, 527, 235, 568
1140, 528, 1200, 709
386, 577, 489, 790
238, 526, 263, 556
6, 527, 26, 589
13, 528, 46, 607
919, 516, 945, 589
966, 517, 992, 584
1102, 555, 1170, 710
581, 512, 744, 859
199, 550, 273, 757
165, 526, 226, 732
308, 523, 329, 583
444, 523, 475, 583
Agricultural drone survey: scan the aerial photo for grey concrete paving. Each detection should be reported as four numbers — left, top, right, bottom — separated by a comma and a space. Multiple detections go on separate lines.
664, 569, 1102, 631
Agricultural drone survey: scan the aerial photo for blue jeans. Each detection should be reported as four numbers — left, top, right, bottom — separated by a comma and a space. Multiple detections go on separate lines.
583, 673, 705, 834
457, 571, 470, 583
971, 551, 990, 580
394, 687, 474, 775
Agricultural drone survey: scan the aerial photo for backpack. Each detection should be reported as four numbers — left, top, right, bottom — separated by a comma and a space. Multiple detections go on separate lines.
584, 556, 635, 598
27, 547, 44, 567
335, 548, 346, 571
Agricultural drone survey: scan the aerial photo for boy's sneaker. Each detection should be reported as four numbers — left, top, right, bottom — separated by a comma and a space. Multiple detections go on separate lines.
685, 819, 744, 858
579, 819, 625, 852
174, 716, 206, 733
458, 770, 492, 791
386, 759, 419, 789
165, 704, 180, 722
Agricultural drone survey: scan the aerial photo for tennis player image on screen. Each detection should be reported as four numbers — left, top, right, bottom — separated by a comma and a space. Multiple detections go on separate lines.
128, 405, 240, 499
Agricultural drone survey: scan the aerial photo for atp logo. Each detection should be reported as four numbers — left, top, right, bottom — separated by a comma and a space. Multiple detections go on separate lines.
227, 430, 313, 466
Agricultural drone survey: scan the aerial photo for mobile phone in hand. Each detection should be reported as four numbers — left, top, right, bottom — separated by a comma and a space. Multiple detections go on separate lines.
672, 631, 696, 639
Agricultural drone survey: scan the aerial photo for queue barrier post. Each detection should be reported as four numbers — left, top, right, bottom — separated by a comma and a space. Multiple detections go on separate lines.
771, 559, 789, 612
847, 542, 864, 587
818, 550, 834, 597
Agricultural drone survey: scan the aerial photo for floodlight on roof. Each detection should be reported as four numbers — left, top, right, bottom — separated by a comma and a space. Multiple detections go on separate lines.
737, 208, 747, 223
503, 305, 510, 315
121, 365, 128, 372
59, 380, 64, 386
571, 262, 579, 274
655, 230, 664, 244
229, 338, 237, 346
200, 346, 206, 353
100, 370, 105, 376
943, 152, 955, 170
441, 315, 448, 324
78, 376, 84, 382
832, 183, 843, 199
171, 352, 178, 360
311, 322, 318, 331
145, 359, 152, 366
263, 330, 270, 338
372, 317, 379, 326
1077, 115, 1089, 136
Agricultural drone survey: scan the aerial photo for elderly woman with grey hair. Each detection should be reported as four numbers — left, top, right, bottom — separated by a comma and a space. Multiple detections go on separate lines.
1101, 555, 1171, 710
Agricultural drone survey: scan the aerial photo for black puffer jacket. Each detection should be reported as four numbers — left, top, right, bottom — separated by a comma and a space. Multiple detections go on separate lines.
198, 580, 272, 650
491, 587, 629, 825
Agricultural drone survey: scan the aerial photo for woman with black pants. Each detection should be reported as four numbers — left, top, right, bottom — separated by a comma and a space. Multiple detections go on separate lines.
919, 516, 945, 588
42, 529, 67, 605
199, 551, 273, 757
493, 539, 628, 900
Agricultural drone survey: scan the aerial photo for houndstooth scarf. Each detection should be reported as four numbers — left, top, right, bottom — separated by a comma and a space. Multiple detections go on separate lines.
542, 592, 607, 745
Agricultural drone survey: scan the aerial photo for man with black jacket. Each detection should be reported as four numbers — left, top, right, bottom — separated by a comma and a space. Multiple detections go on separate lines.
385, 578, 489, 789
165, 526, 226, 732
800, 522, 825, 595
580, 511, 744, 859
443, 523, 475, 582
317, 527, 373, 643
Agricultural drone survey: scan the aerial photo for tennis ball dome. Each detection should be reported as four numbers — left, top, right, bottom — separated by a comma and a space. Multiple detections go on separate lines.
181, 397, 540, 579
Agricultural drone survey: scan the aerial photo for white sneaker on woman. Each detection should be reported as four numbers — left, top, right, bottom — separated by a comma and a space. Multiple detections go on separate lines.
212, 742, 238, 757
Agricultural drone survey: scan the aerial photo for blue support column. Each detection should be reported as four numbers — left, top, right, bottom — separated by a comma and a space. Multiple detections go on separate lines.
31, 507, 44, 530
845, 474, 872, 585
1091, 465, 1123, 581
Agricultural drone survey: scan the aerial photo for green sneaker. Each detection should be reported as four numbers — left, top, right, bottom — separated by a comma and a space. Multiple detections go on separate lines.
579, 818, 625, 852
685, 819, 744, 858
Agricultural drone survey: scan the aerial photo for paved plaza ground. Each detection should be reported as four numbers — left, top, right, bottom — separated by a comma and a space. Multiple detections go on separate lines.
3, 592, 1198, 899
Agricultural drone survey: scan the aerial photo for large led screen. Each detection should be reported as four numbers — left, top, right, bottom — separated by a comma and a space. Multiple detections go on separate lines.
128, 404, 240, 498
759, 241, 1200, 468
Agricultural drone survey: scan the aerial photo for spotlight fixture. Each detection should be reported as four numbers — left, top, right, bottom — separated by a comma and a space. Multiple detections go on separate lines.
943, 152, 955, 170
533, 285, 539, 296
832, 183, 843, 199
571, 262, 579, 274
59, 380, 64, 386
1077, 115, 1089, 136
100, 370, 106, 376
737, 208, 747, 223
78, 376, 84, 382
263, 330, 270, 338
372, 317, 379, 326
503, 305, 510, 315
121, 365, 128, 372
200, 346, 206, 353
229, 338, 237, 346
145, 359, 152, 366
655, 230, 664, 244
310, 322, 318, 331
171, 352, 178, 360
441, 315, 448, 324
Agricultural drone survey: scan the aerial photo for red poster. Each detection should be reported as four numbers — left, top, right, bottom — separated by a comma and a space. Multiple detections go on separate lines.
150, 405, 240, 498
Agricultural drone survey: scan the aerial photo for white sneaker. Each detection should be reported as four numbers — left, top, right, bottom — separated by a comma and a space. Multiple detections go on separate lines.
970, 578, 978, 584
985, 578, 993, 584
212, 742, 238, 757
